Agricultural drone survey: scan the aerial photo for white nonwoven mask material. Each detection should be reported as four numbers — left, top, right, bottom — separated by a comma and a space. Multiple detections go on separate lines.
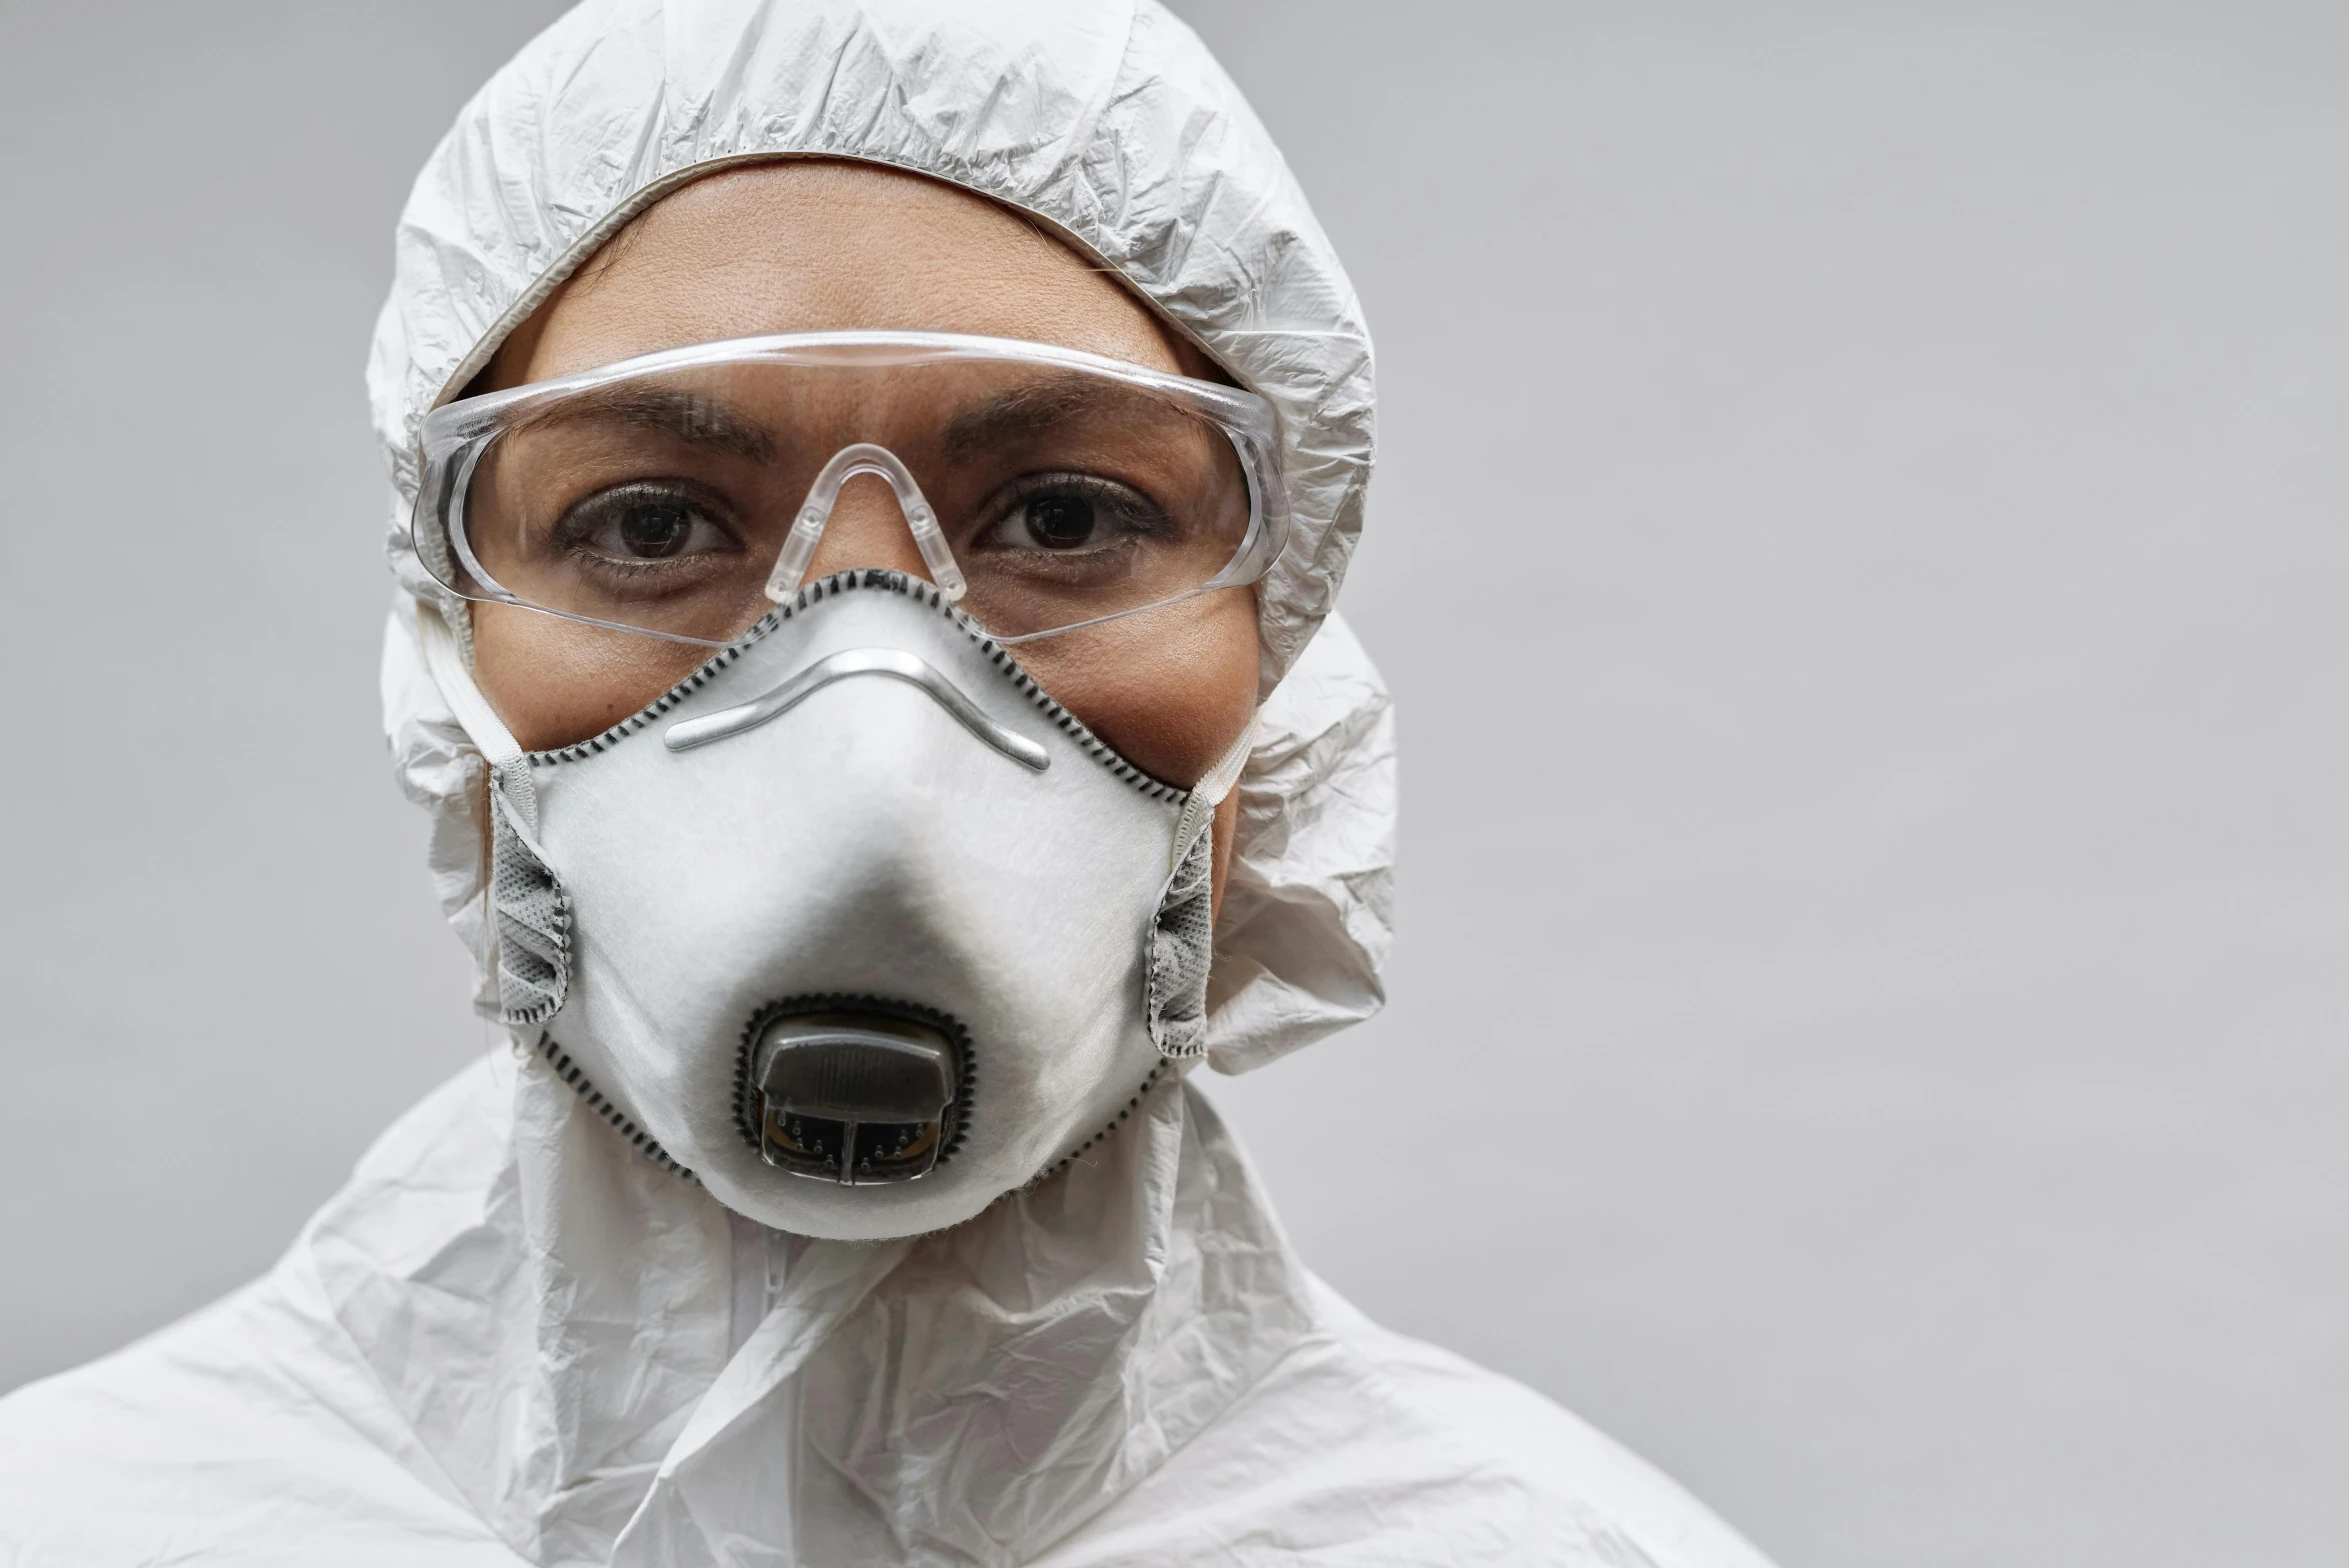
427, 571, 1227, 1239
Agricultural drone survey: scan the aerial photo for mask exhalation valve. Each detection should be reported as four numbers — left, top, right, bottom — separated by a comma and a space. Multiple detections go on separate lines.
752, 1009, 960, 1184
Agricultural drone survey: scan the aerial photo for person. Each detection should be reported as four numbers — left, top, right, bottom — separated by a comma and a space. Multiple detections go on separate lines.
0, 3, 1779, 1563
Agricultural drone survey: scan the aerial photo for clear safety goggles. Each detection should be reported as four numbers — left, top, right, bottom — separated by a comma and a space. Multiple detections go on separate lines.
414, 331, 1286, 646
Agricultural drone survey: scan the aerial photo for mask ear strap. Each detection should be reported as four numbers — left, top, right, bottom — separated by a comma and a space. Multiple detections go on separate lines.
417, 599, 540, 835
1169, 713, 1257, 872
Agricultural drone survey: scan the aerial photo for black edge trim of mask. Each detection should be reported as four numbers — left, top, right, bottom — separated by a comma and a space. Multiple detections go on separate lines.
521, 569, 1188, 803
1030, 1062, 1170, 1187
532, 1031, 697, 1182
733, 994, 978, 1172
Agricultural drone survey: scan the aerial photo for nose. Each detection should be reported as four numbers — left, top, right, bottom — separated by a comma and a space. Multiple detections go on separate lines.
802, 471, 934, 584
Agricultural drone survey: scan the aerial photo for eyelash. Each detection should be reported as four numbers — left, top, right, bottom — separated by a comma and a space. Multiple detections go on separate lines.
984, 472, 1173, 544
537, 467, 1175, 577
553, 480, 742, 565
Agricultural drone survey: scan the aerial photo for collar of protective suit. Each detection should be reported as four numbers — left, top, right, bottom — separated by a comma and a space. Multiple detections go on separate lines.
301, 1044, 1308, 1567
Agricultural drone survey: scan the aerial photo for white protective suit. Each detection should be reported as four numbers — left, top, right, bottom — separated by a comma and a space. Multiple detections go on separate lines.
0, 3, 1778, 1564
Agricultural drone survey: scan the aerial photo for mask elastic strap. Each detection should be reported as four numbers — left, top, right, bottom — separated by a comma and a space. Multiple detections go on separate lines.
417, 599, 540, 835
1169, 713, 1257, 872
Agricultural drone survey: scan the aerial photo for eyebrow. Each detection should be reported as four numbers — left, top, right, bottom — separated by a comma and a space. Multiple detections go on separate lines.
942, 375, 1154, 459
510, 384, 778, 462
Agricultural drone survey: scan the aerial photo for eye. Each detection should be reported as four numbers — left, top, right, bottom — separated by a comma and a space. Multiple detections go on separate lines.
558, 482, 737, 565
977, 474, 1170, 555
1021, 492, 1099, 549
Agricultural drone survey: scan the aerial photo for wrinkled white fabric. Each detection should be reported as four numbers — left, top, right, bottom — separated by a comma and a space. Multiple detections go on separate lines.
0, 1, 1777, 1563
0, 1056, 1774, 1567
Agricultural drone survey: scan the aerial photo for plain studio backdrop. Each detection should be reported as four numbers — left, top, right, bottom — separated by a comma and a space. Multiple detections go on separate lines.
2, 4, 2342, 1564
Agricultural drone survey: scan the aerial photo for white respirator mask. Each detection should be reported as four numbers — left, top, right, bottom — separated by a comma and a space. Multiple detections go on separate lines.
421, 569, 1246, 1240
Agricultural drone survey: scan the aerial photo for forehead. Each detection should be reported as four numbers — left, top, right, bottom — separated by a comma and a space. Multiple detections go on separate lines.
494, 160, 1196, 391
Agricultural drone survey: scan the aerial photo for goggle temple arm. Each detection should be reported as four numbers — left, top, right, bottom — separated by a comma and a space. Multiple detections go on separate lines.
763, 443, 968, 605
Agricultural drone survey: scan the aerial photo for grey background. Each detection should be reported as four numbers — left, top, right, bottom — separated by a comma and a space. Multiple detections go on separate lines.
1, 3, 2341, 1565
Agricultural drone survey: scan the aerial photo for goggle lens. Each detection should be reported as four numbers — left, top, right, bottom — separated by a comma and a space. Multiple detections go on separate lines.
419, 337, 1276, 646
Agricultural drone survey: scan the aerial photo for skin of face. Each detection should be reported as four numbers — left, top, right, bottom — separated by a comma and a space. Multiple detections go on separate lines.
469, 158, 1259, 908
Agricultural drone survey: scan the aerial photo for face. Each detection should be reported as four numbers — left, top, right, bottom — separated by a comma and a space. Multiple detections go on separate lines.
469, 159, 1258, 902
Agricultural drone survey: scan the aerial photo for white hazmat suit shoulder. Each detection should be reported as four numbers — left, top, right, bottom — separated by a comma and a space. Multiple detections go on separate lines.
0, 3, 1778, 1563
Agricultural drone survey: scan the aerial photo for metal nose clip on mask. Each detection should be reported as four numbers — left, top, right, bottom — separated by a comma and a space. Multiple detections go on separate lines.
419, 566, 1250, 1242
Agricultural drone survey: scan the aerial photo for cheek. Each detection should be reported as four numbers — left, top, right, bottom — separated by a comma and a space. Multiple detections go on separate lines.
472, 602, 714, 752
1014, 587, 1259, 787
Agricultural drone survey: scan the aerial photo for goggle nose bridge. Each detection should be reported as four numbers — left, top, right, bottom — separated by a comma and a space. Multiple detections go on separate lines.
763, 442, 969, 606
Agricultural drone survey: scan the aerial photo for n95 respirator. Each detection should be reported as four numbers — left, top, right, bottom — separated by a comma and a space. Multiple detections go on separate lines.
422, 569, 1237, 1240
